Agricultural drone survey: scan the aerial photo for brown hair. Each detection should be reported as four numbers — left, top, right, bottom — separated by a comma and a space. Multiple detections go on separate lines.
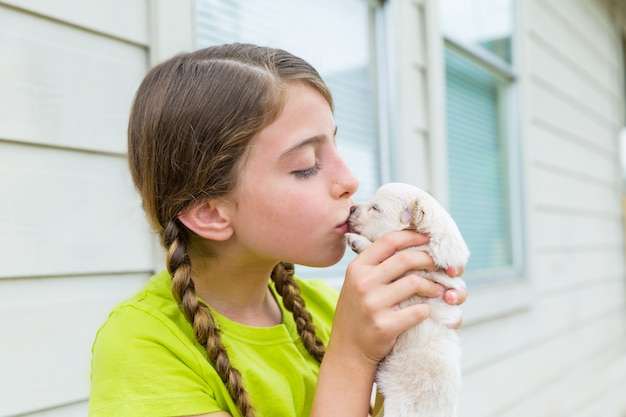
128, 43, 331, 417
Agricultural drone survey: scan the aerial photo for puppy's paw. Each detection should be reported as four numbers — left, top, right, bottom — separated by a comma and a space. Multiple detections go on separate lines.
345, 233, 372, 254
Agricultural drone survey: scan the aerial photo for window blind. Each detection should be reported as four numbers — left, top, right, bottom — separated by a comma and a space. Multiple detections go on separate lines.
445, 47, 513, 272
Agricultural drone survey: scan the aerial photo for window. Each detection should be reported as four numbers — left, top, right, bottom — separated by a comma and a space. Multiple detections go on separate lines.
195, 0, 383, 285
441, 0, 522, 279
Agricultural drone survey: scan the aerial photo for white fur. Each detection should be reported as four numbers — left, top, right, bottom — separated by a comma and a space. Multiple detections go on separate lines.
345, 182, 469, 417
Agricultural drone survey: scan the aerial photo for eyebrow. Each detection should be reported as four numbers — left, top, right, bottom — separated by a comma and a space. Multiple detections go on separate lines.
279, 126, 338, 161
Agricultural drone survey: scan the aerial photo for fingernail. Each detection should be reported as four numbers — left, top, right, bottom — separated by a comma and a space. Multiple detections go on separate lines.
449, 291, 458, 304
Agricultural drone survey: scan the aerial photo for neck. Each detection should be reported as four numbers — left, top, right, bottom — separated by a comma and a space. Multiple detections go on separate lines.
189, 255, 283, 327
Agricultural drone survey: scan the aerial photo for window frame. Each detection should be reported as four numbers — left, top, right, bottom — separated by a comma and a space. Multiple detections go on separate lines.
437, 0, 530, 325
441, 11, 526, 285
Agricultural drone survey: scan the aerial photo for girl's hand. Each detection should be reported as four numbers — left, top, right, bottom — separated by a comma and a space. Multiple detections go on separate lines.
331, 230, 444, 368
311, 230, 463, 416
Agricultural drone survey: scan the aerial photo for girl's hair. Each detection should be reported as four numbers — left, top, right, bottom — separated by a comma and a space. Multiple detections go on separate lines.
128, 43, 331, 417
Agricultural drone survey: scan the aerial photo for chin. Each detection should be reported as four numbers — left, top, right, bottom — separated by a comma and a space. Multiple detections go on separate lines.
298, 245, 347, 268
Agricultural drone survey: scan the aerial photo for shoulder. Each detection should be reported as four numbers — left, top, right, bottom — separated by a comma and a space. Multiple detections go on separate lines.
89, 271, 223, 416
91, 271, 202, 375
93, 271, 193, 348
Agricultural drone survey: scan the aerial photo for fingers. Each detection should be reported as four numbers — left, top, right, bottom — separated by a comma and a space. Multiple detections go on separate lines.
375, 250, 437, 285
387, 302, 432, 333
385, 273, 443, 306
348, 233, 435, 287
443, 287, 467, 305
354, 231, 430, 268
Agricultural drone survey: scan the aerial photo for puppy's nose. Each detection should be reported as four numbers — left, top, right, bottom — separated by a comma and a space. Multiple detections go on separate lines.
350, 206, 356, 214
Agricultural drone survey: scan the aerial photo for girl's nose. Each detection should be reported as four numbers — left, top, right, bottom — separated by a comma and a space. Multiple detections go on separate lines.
338, 164, 359, 198
330, 149, 359, 198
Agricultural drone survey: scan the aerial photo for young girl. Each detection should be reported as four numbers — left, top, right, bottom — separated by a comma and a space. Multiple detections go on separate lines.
89, 43, 466, 417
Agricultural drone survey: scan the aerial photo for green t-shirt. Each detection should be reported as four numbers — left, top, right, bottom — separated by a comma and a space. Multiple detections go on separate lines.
89, 270, 339, 417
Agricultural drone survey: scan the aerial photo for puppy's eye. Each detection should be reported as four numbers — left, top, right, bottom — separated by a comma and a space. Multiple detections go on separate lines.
369, 205, 380, 213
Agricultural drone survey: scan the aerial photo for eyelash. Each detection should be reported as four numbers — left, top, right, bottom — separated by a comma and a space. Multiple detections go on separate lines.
292, 163, 321, 179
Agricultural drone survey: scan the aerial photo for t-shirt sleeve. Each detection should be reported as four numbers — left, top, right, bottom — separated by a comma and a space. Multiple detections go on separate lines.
89, 305, 227, 417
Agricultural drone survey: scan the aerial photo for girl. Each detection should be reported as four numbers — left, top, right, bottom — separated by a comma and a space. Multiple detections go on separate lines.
89, 43, 466, 417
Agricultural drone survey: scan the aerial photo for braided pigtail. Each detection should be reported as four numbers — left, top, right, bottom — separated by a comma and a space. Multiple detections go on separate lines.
164, 219, 256, 417
271, 262, 326, 363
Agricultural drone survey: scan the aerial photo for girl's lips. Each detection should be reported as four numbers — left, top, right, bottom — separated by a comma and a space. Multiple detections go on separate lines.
336, 222, 350, 234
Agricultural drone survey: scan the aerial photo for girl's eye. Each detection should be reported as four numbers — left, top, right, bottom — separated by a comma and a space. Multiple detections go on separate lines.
292, 163, 321, 179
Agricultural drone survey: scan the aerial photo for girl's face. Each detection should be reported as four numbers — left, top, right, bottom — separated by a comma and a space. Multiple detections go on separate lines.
229, 82, 359, 268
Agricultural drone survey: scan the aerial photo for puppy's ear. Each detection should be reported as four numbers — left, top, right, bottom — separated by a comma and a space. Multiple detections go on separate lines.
400, 203, 421, 231
410, 200, 426, 229
400, 205, 413, 225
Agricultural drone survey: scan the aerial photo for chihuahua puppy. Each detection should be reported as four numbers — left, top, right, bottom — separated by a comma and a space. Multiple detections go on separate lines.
345, 182, 469, 417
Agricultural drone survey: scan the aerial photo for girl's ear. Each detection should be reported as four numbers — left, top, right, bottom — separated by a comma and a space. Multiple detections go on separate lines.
177, 200, 234, 241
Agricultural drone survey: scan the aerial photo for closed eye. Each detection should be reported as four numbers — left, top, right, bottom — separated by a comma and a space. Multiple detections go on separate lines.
369, 205, 380, 212
292, 163, 321, 179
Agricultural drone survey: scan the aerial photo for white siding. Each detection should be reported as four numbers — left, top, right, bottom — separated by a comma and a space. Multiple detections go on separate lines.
0, 2, 152, 416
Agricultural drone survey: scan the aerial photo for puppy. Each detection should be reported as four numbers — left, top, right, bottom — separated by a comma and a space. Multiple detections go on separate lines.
345, 182, 469, 417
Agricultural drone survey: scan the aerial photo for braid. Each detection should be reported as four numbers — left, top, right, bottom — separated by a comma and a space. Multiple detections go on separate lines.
164, 219, 256, 417
271, 262, 326, 363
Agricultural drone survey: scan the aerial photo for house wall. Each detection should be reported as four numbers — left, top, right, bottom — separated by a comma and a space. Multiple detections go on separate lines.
0, 1, 152, 416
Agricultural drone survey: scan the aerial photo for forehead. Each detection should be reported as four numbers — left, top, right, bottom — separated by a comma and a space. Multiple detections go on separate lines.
248, 83, 335, 158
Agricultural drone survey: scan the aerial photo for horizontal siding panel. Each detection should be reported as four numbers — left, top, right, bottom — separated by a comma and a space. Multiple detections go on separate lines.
531, 166, 621, 215
459, 312, 625, 416
0, 273, 149, 416
528, 35, 615, 123
0, 5, 146, 153
530, 82, 616, 154
528, 122, 619, 183
532, 210, 622, 248
566, 351, 626, 417
487, 343, 626, 417
19, 401, 87, 417
532, 247, 624, 293
528, 0, 618, 96
0, 142, 154, 278
1, 0, 149, 45
544, 0, 619, 67
460, 278, 624, 373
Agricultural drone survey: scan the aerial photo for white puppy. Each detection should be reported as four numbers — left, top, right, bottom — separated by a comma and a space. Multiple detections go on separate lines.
345, 182, 469, 417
